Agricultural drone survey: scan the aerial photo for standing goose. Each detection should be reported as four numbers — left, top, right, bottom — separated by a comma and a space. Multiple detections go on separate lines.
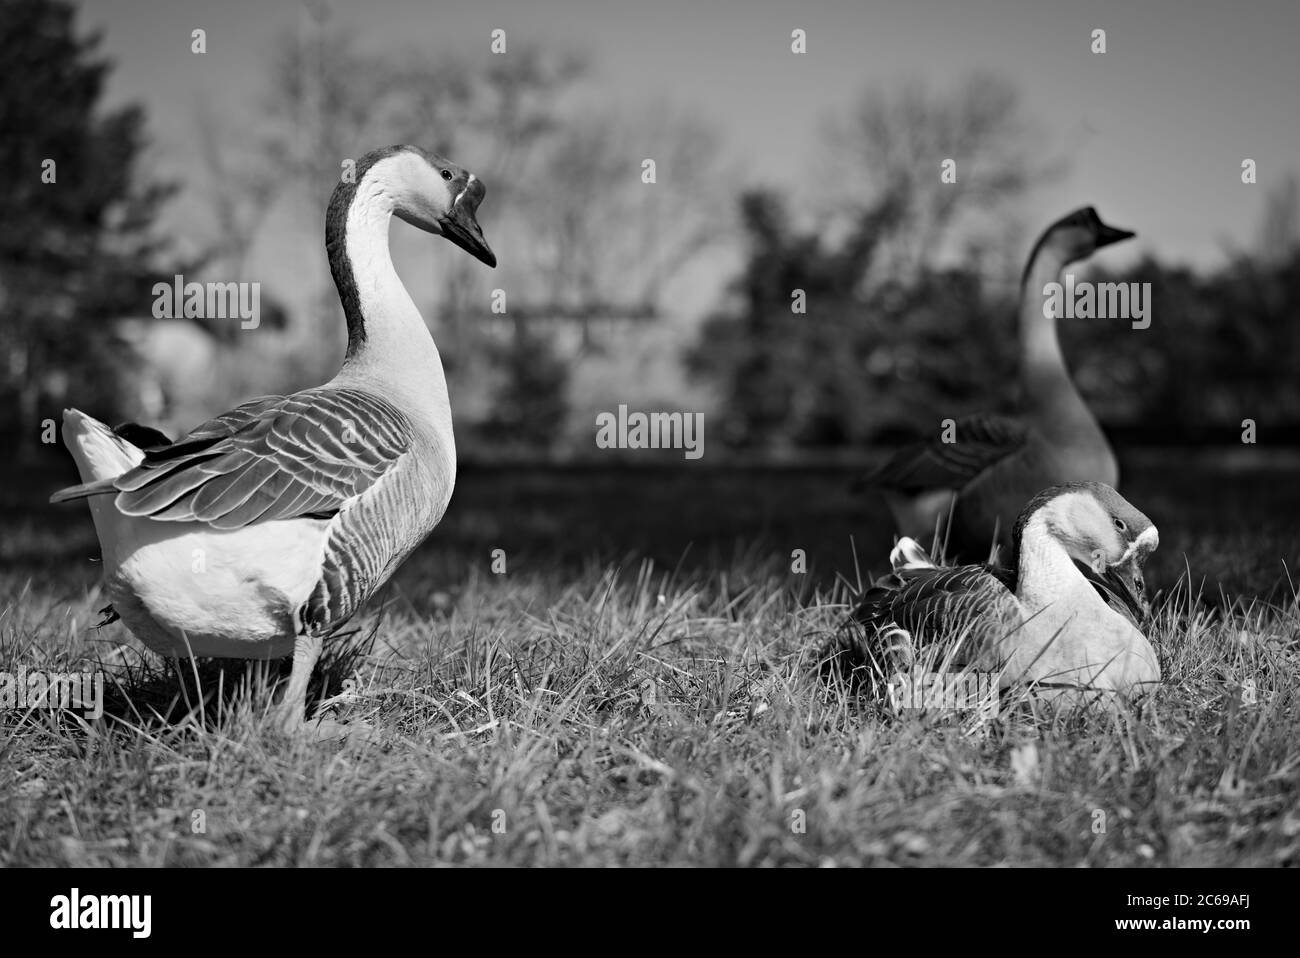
50, 145, 496, 730
836, 482, 1160, 697
858, 207, 1135, 564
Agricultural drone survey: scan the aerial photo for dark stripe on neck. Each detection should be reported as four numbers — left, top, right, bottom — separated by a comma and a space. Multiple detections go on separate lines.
325, 145, 407, 354
1020, 208, 1094, 290
1009, 481, 1098, 580
1019, 221, 1059, 291
1009, 487, 1055, 574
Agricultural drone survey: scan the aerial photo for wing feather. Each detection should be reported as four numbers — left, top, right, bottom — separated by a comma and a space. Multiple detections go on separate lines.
827, 562, 1022, 681
858, 414, 1029, 494
109, 388, 413, 529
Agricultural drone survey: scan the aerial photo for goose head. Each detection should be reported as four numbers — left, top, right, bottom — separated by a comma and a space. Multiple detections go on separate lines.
335, 145, 496, 268
384, 146, 496, 267
1037, 206, 1134, 267
1015, 480, 1158, 582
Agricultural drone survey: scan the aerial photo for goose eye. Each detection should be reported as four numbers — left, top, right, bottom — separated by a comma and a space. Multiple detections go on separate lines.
441, 169, 454, 181
1114, 517, 1127, 532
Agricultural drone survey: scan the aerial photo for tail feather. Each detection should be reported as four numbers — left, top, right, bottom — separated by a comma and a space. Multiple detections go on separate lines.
54, 409, 163, 573
50, 478, 119, 503
51, 408, 144, 503
890, 536, 935, 573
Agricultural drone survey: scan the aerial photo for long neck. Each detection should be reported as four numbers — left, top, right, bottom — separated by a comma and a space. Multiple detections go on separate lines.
1014, 515, 1097, 614
1011, 512, 1157, 691
324, 172, 454, 446
1018, 245, 1098, 439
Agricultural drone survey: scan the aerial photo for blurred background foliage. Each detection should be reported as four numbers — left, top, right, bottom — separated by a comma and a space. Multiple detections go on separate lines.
0, 0, 185, 459
692, 190, 1300, 453
3, 0, 1299, 465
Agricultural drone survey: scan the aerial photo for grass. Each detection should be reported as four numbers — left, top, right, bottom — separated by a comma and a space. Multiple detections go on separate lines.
1, 455, 1299, 866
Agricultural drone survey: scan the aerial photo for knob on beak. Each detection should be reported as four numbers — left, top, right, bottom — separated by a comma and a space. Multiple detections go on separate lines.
440, 175, 495, 267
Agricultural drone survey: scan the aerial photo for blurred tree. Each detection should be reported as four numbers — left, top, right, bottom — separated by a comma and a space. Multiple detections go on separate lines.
519, 104, 728, 347
190, 97, 282, 344
822, 73, 1062, 283
1253, 173, 1300, 264
1071, 250, 1300, 444
0, 0, 178, 457
478, 325, 570, 453
252, 22, 724, 453
691, 74, 1053, 452
1055, 177, 1300, 443
697, 170, 1300, 452
689, 188, 1018, 452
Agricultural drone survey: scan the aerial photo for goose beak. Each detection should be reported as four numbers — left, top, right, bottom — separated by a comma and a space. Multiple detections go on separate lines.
440, 175, 496, 268
1112, 525, 1158, 619
1108, 557, 1152, 620
1095, 220, 1135, 249
1117, 525, 1159, 567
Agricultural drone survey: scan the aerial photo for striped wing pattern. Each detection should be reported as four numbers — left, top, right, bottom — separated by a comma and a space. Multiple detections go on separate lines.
110, 387, 413, 531
859, 414, 1028, 494
302, 459, 433, 634
826, 563, 1022, 681
854, 564, 1019, 649
862, 561, 1145, 637
831, 560, 1148, 681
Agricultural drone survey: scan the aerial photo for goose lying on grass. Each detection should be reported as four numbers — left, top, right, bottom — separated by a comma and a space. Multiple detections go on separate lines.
831, 482, 1161, 699
857, 207, 1136, 565
50, 145, 496, 732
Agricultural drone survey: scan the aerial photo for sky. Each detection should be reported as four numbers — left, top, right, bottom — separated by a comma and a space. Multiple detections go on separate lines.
84, 0, 1300, 274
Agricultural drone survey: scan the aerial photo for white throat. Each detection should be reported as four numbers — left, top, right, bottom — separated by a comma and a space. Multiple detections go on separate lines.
1020, 244, 1069, 387
1015, 512, 1094, 613
332, 169, 454, 454
1009, 511, 1159, 691
1018, 242, 1111, 469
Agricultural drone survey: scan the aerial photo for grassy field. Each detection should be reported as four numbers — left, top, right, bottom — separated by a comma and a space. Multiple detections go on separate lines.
2, 452, 1299, 866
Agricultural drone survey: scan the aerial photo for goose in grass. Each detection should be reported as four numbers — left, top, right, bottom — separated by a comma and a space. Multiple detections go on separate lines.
834, 482, 1160, 698
857, 207, 1136, 565
50, 145, 496, 731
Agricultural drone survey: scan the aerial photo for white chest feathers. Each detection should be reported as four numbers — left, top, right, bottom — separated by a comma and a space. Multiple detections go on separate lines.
103, 513, 332, 659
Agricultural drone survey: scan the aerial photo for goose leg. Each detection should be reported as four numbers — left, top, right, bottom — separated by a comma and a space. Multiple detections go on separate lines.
276, 632, 322, 732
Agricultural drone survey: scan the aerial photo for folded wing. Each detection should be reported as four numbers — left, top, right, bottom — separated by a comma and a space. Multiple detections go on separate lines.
109, 387, 413, 530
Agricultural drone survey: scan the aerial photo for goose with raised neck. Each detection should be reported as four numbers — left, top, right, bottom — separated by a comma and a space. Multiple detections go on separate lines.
859, 206, 1135, 568
50, 144, 496, 732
